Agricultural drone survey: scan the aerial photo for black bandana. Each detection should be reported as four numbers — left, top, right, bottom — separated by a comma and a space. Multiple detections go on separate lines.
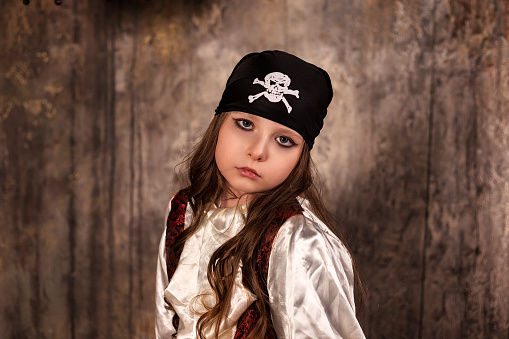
215, 50, 333, 149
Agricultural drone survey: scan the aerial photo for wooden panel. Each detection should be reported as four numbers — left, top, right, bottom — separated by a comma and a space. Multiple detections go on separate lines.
1, 2, 78, 338
422, 0, 509, 338
0, 1, 195, 338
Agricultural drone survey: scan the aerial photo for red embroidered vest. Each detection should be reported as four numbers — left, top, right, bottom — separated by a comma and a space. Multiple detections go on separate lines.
164, 188, 302, 338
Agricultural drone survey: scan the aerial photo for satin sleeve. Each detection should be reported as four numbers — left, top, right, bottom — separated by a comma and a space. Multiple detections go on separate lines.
155, 199, 177, 339
267, 213, 366, 339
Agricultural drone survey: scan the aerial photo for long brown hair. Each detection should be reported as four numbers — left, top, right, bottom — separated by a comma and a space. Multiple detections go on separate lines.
171, 113, 363, 338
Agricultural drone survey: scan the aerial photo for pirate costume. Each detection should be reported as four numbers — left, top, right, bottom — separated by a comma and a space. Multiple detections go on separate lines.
155, 51, 366, 338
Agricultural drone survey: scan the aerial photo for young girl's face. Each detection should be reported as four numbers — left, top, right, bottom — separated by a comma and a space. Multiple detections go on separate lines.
215, 112, 304, 205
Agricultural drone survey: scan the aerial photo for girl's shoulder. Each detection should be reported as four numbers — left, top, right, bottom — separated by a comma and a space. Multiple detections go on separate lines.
269, 201, 357, 312
284, 198, 343, 242
275, 204, 353, 270
281, 213, 348, 250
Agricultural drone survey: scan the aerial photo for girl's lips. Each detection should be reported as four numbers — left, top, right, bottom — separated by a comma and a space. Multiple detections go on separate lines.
237, 167, 260, 179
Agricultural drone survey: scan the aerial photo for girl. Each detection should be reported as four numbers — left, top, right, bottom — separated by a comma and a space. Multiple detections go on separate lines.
155, 50, 366, 339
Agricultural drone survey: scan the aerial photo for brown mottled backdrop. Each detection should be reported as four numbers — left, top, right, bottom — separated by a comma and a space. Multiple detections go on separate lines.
1, 0, 508, 338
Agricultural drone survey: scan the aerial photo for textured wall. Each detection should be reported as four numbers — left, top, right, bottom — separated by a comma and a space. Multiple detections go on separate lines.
1, 0, 508, 338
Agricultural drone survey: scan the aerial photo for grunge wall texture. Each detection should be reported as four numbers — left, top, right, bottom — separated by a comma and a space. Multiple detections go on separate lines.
1, 0, 508, 338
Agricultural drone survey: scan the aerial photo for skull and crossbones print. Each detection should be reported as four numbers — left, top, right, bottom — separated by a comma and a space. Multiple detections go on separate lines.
248, 72, 299, 113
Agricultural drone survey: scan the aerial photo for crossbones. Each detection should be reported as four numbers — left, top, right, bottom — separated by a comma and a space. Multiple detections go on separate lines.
248, 72, 299, 113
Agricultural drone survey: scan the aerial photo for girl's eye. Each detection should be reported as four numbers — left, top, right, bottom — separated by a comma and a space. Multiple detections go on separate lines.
235, 119, 253, 130
276, 136, 295, 147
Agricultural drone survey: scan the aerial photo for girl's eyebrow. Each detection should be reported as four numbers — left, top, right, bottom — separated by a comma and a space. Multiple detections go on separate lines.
231, 112, 258, 119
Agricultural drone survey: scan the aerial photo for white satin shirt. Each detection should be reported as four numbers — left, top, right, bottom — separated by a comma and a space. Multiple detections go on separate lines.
155, 198, 366, 338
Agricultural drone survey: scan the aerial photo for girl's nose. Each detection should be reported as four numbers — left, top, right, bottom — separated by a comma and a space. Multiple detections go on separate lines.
247, 138, 268, 162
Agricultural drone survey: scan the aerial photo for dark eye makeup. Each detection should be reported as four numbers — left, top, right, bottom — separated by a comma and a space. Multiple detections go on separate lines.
232, 117, 297, 148
276, 136, 296, 147
233, 118, 254, 130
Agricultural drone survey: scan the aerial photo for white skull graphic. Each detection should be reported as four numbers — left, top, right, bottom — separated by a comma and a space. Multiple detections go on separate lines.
248, 72, 299, 113
264, 72, 291, 101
